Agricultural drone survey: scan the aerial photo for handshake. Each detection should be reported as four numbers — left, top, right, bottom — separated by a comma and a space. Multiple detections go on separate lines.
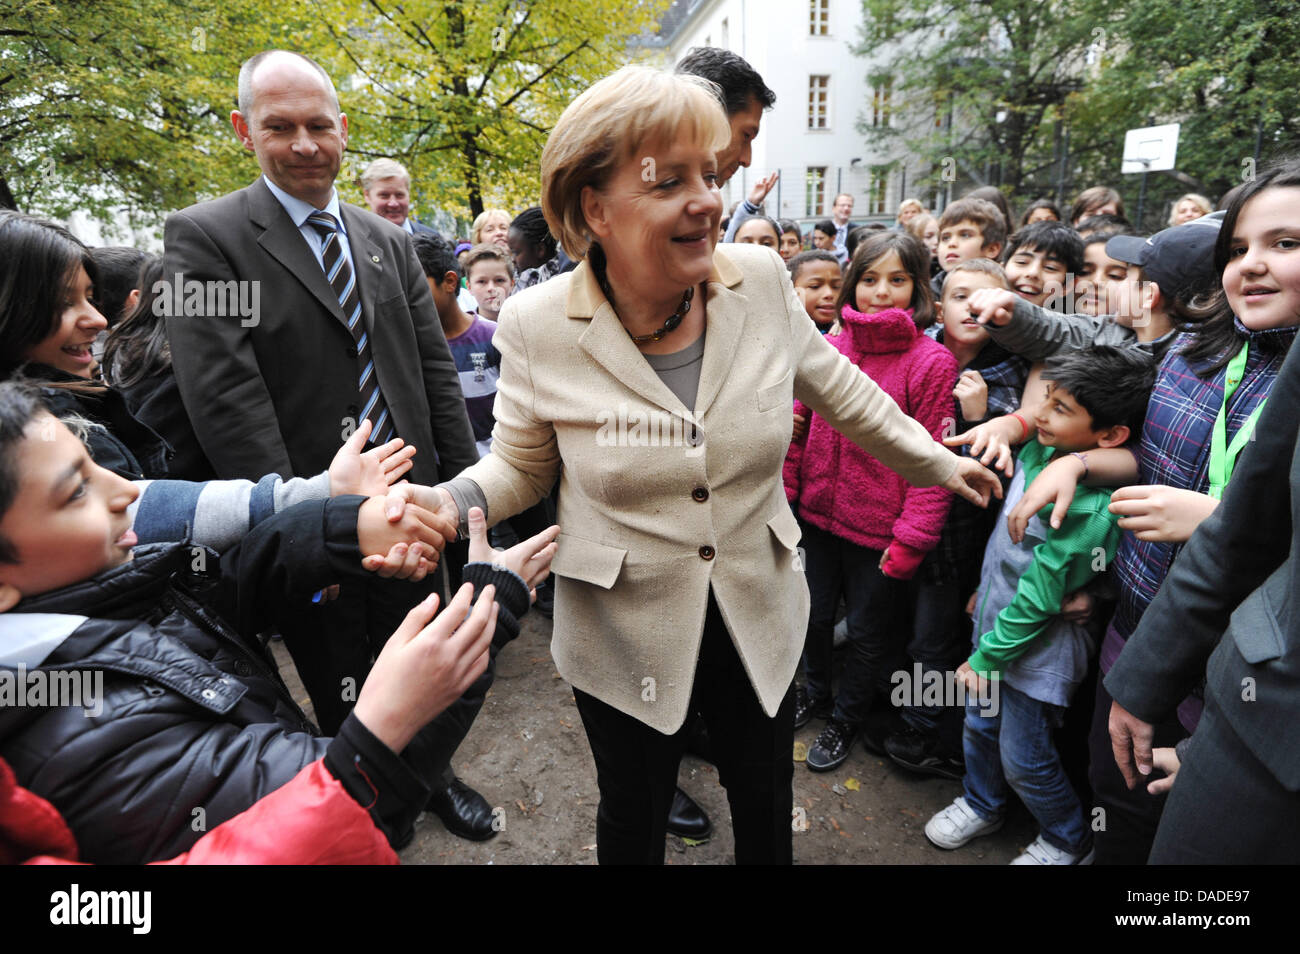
329, 420, 558, 598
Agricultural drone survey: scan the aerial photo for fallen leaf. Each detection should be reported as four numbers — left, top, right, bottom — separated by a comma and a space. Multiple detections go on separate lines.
681, 837, 708, 847
792, 741, 808, 762
844, 777, 860, 791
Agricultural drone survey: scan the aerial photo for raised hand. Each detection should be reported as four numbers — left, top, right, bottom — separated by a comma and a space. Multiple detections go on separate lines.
352, 584, 498, 754
466, 506, 559, 604
967, 287, 1017, 327
329, 418, 418, 497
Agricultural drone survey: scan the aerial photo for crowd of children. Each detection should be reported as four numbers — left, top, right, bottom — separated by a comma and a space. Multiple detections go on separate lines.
779, 165, 1298, 864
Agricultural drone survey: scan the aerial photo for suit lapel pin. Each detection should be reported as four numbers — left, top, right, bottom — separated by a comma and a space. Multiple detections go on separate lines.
371, 254, 381, 263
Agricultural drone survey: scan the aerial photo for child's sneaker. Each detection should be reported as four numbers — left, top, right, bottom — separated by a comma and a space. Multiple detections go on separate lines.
806, 717, 856, 771
1010, 834, 1094, 865
924, 796, 1003, 849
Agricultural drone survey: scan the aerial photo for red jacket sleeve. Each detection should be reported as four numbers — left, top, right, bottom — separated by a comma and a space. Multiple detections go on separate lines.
154, 761, 398, 865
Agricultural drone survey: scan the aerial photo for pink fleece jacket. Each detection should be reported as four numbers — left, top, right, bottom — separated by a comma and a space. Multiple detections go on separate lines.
784, 304, 958, 579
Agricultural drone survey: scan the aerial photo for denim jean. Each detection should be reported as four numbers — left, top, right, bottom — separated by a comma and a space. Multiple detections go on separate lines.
962, 680, 1091, 855
800, 521, 907, 725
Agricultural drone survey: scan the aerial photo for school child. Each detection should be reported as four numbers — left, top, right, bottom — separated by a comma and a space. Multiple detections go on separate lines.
926, 347, 1156, 864
884, 259, 1029, 778
788, 250, 844, 334
952, 160, 1300, 863
734, 214, 782, 251
0, 380, 554, 863
0, 210, 168, 479
784, 233, 958, 769
1001, 221, 1083, 309
413, 234, 501, 461
462, 243, 515, 324
810, 218, 838, 254
778, 219, 805, 262
933, 197, 1007, 300
968, 217, 1221, 368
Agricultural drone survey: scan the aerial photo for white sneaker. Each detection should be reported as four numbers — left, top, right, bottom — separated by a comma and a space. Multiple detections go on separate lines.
1010, 834, 1095, 865
924, 796, 1004, 849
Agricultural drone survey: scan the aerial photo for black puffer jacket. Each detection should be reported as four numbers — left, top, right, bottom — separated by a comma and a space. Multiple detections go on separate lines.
0, 496, 528, 863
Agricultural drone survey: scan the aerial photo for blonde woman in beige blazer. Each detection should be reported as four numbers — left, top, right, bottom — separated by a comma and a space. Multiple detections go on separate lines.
403, 66, 1000, 864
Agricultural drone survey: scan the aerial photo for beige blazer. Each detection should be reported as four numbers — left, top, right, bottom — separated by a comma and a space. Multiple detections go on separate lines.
458, 243, 958, 734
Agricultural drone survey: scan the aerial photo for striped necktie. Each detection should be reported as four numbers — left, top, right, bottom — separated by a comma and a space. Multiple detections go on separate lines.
306, 210, 394, 444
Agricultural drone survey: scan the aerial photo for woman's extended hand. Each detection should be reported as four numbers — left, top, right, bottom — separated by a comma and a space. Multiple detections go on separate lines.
1108, 486, 1219, 543
943, 456, 1003, 507
943, 415, 1024, 478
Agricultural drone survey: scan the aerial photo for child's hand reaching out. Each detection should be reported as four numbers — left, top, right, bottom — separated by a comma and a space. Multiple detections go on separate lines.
352, 583, 498, 754
357, 495, 457, 578
967, 287, 1018, 327
329, 419, 417, 497
465, 506, 560, 604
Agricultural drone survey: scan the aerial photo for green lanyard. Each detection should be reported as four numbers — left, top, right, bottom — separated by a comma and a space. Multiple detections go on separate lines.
1207, 342, 1266, 500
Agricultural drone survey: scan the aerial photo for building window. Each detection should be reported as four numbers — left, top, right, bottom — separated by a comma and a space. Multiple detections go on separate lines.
808, 75, 829, 130
871, 76, 893, 128
806, 167, 827, 216
869, 166, 889, 216
810, 0, 829, 36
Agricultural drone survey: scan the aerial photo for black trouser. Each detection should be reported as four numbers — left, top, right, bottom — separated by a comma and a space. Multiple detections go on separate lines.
1086, 676, 1186, 865
1149, 688, 1300, 863
280, 549, 489, 791
572, 592, 795, 865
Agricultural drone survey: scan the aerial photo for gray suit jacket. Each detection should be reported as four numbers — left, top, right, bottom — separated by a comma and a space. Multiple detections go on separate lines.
1106, 337, 1300, 790
162, 177, 476, 484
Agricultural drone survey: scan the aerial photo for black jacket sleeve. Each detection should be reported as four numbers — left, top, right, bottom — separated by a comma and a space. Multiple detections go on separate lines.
210, 495, 366, 638
1105, 343, 1300, 722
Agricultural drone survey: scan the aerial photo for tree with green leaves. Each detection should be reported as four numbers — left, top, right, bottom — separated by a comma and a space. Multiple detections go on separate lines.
1065, 0, 1300, 227
0, 0, 300, 222
854, 0, 1113, 206
304, 0, 670, 224
855, 0, 1300, 228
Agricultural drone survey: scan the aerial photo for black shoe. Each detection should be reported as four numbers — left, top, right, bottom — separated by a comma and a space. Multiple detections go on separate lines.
533, 580, 554, 618
793, 686, 832, 729
427, 777, 498, 842
885, 726, 965, 781
860, 710, 906, 757
807, 717, 856, 772
667, 786, 712, 840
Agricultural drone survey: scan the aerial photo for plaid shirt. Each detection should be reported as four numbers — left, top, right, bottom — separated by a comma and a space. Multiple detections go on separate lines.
920, 332, 1030, 585
1107, 327, 1297, 653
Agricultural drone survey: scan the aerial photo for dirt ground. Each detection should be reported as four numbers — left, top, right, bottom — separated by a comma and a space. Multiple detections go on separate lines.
274, 612, 1040, 865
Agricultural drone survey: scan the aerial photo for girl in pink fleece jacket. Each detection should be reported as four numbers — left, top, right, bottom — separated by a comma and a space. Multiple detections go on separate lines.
785, 232, 958, 772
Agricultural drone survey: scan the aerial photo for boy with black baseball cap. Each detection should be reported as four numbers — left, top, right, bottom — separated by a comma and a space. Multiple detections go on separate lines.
966, 214, 1223, 362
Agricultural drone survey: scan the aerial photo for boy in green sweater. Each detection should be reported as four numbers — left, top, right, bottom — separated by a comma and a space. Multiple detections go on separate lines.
925, 347, 1155, 864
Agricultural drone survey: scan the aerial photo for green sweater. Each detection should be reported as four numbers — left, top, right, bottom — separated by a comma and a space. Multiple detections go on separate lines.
968, 439, 1122, 678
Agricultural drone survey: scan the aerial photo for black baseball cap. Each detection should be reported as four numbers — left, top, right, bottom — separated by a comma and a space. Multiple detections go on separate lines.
1106, 212, 1222, 304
